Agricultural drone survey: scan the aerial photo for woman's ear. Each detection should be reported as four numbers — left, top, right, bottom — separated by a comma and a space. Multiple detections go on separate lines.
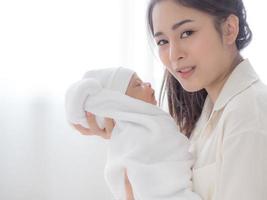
222, 14, 239, 45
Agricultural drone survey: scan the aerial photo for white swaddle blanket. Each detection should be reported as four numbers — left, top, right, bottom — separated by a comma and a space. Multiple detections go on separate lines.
65, 68, 200, 200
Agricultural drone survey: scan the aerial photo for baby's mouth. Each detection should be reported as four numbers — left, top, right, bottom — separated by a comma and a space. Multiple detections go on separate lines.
151, 90, 157, 104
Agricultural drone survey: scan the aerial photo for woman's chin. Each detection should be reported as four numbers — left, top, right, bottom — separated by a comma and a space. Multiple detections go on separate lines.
181, 83, 202, 93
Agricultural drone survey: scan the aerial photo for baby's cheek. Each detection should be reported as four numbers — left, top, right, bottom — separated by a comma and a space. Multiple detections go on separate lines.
144, 93, 153, 103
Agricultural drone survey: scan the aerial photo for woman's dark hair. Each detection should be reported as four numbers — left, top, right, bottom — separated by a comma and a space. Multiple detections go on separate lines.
147, 0, 252, 138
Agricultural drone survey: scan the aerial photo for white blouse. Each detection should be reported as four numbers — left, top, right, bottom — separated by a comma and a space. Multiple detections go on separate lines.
190, 59, 267, 200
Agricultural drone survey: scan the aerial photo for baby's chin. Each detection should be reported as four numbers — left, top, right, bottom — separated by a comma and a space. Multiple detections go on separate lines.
152, 99, 157, 105
129, 96, 157, 106
145, 99, 157, 105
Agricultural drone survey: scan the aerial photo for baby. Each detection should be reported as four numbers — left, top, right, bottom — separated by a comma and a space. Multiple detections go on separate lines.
65, 67, 200, 200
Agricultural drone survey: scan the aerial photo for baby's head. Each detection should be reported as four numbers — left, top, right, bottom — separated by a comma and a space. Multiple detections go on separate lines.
83, 67, 157, 105
126, 73, 157, 105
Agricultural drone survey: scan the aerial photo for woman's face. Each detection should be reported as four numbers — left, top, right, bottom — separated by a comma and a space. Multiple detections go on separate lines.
126, 73, 157, 105
152, 0, 234, 94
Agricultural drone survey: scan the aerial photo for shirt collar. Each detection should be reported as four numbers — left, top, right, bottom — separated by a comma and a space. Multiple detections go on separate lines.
212, 59, 259, 111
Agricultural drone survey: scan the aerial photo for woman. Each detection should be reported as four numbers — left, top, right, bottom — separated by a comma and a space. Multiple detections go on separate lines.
73, 0, 267, 199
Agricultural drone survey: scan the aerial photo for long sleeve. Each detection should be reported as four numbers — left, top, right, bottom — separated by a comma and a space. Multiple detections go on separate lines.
213, 131, 267, 200
190, 60, 267, 200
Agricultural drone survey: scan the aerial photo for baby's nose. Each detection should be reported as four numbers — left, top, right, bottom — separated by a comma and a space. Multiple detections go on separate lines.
144, 82, 151, 87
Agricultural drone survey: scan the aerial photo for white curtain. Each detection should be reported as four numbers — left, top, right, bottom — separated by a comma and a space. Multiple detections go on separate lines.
242, 0, 267, 80
0, 0, 266, 200
0, 0, 153, 199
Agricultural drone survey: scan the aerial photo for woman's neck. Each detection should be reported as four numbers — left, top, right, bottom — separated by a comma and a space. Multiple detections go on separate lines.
206, 54, 243, 105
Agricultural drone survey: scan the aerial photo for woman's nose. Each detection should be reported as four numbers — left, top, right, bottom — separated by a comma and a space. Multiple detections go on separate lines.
169, 41, 185, 63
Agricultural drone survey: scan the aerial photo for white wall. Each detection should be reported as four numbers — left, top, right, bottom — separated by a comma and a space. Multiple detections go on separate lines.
241, 0, 267, 83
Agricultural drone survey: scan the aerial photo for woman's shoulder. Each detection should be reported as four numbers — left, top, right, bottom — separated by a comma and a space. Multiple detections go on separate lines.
227, 79, 267, 111
221, 80, 267, 137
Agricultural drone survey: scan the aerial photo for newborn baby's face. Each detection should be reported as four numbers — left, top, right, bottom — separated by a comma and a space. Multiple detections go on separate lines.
126, 73, 157, 105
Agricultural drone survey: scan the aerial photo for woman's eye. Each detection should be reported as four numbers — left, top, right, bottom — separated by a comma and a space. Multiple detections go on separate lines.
180, 30, 194, 39
156, 39, 168, 46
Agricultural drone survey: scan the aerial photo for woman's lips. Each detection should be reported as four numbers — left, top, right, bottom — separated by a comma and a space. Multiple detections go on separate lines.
177, 66, 196, 79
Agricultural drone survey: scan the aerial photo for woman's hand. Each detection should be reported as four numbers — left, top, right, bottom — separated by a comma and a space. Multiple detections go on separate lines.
124, 169, 134, 200
73, 112, 115, 139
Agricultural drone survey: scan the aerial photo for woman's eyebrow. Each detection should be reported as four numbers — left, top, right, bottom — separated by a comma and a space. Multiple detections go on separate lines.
153, 19, 194, 37
172, 19, 194, 30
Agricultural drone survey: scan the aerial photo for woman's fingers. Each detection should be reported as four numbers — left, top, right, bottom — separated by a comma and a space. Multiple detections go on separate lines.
86, 112, 103, 132
73, 124, 94, 135
73, 123, 108, 139
124, 169, 134, 200
103, 118, 115, 139
72, 112, 115, 139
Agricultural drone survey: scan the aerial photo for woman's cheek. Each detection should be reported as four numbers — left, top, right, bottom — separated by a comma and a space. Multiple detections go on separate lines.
159, 47, 170, 69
